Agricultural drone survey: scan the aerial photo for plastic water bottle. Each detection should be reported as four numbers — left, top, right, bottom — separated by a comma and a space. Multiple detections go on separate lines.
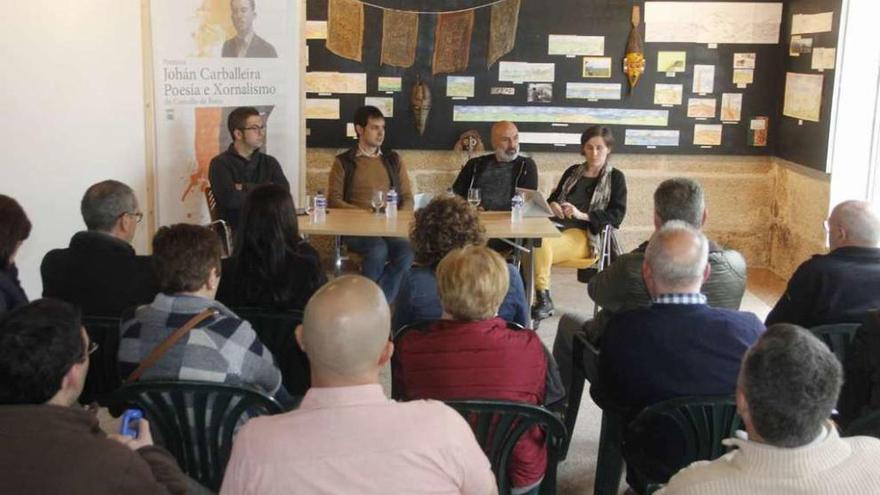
386, 187, 398, 219
511, 192, 524, 223
313, 189, 327, 224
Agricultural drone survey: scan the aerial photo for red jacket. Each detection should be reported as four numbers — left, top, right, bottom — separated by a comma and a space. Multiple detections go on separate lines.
393, 317, 548, 488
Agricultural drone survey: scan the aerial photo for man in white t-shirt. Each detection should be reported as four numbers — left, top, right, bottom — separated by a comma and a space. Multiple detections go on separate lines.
660, 324, 880, 495
220, 275, 497, 495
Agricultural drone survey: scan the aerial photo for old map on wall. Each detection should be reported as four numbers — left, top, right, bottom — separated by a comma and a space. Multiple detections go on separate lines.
645, 2, 782, 44
783, 72, 823, 122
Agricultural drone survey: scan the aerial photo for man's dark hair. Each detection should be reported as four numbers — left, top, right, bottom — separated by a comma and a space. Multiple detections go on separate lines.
580, 125, 615, 149
654, 178, 705, 228
153, 224, 222, 294
81, 180, 138, 232
227, 106, 261, 140
353, 105, 385, 129
741, 324, 843, 448
0, 195, 31, 268
0, 299, 85, 405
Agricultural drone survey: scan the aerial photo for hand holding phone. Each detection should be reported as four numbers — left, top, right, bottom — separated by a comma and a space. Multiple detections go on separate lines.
120, 408, 144, 438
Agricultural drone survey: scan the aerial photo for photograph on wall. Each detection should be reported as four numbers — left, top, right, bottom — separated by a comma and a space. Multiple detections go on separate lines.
733, 68, 754, 86
657, 51, 687, 73
789, 35, 813, 56
783, 72, 823, 122
720, 93, 743, 122
364, 96, 394, 117
149, 0, 297, 226
748, 116, 769, 146
692, 65, 715, 94
693, 124, 723, 146
687, 97, 716, 118
527, 83, 553, 102
447, 76, 475, 98
654, 83, 683, 105
498, 61, 555, 82
548, 34, 604, 56
377, 76, 402, 92
566, 83, 621, 100
811, 48, 836, 70
625, 129, 680, 147
305, 98, 340, 119
733, 53, 756, 69
792, 12, 833, 35
582, 57, 612, 78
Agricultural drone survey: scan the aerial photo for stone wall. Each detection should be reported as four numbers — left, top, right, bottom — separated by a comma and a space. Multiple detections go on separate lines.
305, 148, 830, 279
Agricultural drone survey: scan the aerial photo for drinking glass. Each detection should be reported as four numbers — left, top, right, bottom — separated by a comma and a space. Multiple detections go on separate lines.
371, 190, 385, 214
467, 188, 481, 209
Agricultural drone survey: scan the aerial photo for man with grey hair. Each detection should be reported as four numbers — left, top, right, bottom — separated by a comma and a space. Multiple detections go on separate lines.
592, 221, 763, 415
660, 324, 880, 494
552, 178, 747, 391
767, 199, 880, 327
41, 180, 158, 316
221, 275, 497, 495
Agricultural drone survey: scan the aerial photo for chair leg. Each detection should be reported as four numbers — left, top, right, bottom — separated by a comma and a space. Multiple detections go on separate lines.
594, 410, 625, 495
561, 340, 586, 459
334, 235, 343, 277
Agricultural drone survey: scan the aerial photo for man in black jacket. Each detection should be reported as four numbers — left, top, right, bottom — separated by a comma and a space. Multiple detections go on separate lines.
41, 180, 158, 317
451, 121, 538, 210
209, 106, 289, 229
766, 200, 880, 328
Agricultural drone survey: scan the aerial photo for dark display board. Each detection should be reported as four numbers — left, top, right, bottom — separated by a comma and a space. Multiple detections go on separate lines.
305, 0, 840, 171
774, 0, 842, 171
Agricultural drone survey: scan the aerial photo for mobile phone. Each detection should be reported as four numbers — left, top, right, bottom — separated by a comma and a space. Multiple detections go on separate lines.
120, 408, 144, 438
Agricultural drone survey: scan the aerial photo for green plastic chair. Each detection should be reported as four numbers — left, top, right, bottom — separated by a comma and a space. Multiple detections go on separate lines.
624, 395, 741, 493
80, 315, 122, 406
444, 400, 568, 495
809, 323, 860, 364
232, 308, 310, 396
111, 380, 283, 491
844, 409, 880, 439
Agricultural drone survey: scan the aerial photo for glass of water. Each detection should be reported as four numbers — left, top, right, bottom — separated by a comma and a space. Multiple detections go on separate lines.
371, 190, 385, 214
467, 188, 481, 209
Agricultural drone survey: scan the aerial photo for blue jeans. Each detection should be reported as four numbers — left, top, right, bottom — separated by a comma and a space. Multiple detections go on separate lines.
343, 236, 414, 301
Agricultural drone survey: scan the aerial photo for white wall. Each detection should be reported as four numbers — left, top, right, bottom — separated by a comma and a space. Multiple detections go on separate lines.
1, 0, 149, 297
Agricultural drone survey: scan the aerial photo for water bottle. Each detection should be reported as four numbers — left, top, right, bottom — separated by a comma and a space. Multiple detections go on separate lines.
313, 189, 327, 224
511, 192, 524, 223
386, 187, 398, 219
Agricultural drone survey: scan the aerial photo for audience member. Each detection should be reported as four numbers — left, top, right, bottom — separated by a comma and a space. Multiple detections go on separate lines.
766, 200, 880, 327
660, 324, 880, 494
118, 224, 283, 398
838, 310, 880, 427
0, 195, 31, 313
592, 221, 763, 414
221, 275, 497, 495
209, 106, 289, 229
328, 105, 414, 301
394, 195, 528, 330
554, 178, 747, 390
452, 121, 538, 211
532, 125, 627, 321
41, 180, 158, 317
217, 184, 325, 311
394, 246, 560, 495
0, 299, 188, 494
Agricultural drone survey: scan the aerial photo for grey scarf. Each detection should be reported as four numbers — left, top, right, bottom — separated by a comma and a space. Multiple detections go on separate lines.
559, 162, 616, 257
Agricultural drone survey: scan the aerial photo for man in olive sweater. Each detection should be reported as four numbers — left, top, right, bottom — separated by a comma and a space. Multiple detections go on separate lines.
328, 106, 414, 301
0, 299, 188, 494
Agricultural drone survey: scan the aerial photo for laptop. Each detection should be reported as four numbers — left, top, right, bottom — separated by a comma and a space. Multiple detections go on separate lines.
516, 188, 555, 218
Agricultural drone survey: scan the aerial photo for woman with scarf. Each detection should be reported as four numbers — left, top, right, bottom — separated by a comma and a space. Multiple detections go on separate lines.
532, 126, 627, 321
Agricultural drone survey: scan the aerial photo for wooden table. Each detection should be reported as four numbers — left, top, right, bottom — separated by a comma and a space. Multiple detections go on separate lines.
299, 209, 561, 325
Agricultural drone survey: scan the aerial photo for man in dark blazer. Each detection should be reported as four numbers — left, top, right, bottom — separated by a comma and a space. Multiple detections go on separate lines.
221, 0, 277, 58
591, 221, 764, 414
41, 180, 158, 317
766, 200, 880, 328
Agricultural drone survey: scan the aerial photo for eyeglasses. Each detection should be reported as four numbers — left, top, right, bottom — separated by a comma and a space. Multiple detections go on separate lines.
87, 341, 99, 355
241, 125, 266, 133
124, 211, 144, 223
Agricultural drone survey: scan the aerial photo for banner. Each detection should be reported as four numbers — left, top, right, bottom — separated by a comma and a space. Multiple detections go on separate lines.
150, 0, 300, 226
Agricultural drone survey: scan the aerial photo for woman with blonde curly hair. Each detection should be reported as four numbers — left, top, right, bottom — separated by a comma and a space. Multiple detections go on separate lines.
393, 195, 528, 330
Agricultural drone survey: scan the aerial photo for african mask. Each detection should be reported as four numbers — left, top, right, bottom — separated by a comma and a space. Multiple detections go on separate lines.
410, 78, 432, 135
623, 6, 645, 90
453, 130, 485, 154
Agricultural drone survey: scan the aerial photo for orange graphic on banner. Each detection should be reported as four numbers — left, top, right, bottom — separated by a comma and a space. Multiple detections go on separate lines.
182, 107, 223, 201
192, 0, 235, 57
433, 10, 474, 74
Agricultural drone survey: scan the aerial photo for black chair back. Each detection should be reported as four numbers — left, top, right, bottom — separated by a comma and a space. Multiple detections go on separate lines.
844, 409, 880, 439
809, 323, 860, 364
80, 315, 122, 405
445, 399, 567, 495
111, 380, 283, 491
233, 308, 310, 396
624, 395, 741, 492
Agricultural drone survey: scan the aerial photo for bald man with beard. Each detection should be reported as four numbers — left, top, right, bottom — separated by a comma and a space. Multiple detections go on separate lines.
452, 121, 538, 211
220, 275, 497, 495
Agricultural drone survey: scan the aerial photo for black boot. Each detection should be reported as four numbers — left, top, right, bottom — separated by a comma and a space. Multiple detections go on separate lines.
532, 290, 555, 321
